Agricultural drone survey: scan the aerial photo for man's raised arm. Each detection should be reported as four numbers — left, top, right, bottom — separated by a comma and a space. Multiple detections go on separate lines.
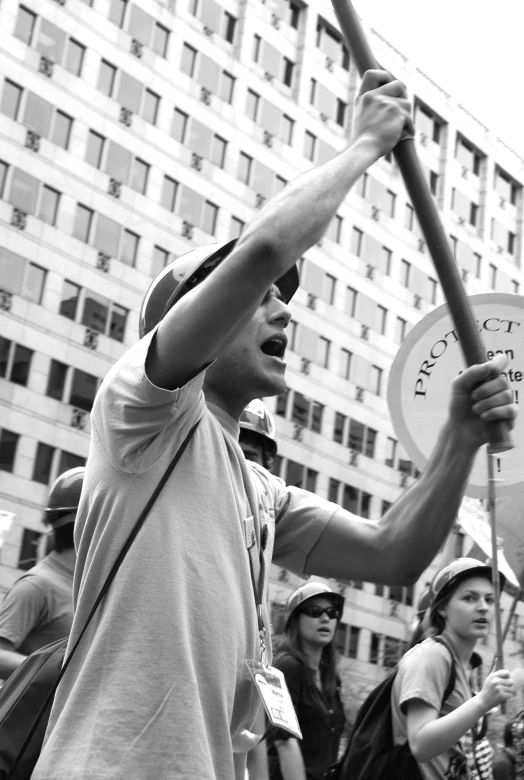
147, 72, 413, 391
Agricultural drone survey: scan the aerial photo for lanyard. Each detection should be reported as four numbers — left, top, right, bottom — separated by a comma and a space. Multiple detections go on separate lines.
242, 482, 268, 665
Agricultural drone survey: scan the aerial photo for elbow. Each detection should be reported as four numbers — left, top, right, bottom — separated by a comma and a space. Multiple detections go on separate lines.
409, 739, 433, 764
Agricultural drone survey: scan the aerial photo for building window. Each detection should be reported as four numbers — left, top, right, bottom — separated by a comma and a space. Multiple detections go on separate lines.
385, 436, 397, 467
336, 99, 346, 127
369, 633, 381, 664
404, 203, 414, 231
470, 203, 478, 227
38, 185, 60, 227
219, 71, 235, 104
211, 135, 227, 169
380, 247, 392, 275
202, 201, 218, 236
46, 359, 68, 401
81, 290, 109, 333
350, 227, 363, 257
51, 111, 73, 150
98, 60, 117, 97
151, 245, 170, 277
371, 365, 383, 395
395, 316, 407, 343
181, 43, 197, 77
340, 348, 352, 380
130, 158, 150, 195
109, 304, 127, 342
23, 262, 46, 305
58, 450, 86, 474
0, 337, 9, 378
246, 89, 260, 122
33, 443, 55, 485
73, 204, 94, 243
69, 369, 98, 412
172, 108, 188, 143
281, 114, 294, 145
120, 229, 139, 267
345, 286, 357, 317
333, 412, 346, 444
85, 130, 105, 168
161, 175, 178, 212
376, 305, 388, 335
60, 280, 81, 320
429, 171, 438, 195
238, 152, 252, 186
153, 23, 170, 57
230, 216, 245, 240
318, 336, 330, 369
14, 6, 37, 46
326, 215, 343, 244
252, 34, 261, 62
283, 58, 294, 87
0, 428, 19, 472
109, 0, 128, 27
385, 189, 396, 218
64, 39, 85, 77
489, 263, 497, 289
324, 274, 337, 305
400, 259, 411, 287
328, 478, 340, 503
1, 80, 23, 120
18, 528, 43, 571
0, 160, 8, 197
428, 277, 437, 304
0, 341, 32, 386
142, 89, 160, 125
304, 130, 316, 162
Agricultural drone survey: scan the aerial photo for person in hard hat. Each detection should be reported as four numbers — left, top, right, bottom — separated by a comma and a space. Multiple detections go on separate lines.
33, 71, 516, 780
391, 558, 513, 780
239, 399, 278, 472
407, 583, 433, 649
266, 583, 346, 780
0, 468, 83, 681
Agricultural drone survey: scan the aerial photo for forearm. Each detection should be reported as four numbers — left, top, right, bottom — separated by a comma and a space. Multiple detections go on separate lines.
411, 695, 487, 762
275, 739, 307, 780
379, 421, 477, 583
236, 137, 380, 277
0, 648, 26, 679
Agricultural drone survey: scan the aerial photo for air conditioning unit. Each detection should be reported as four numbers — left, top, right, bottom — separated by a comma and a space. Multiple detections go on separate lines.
355, 386, 364, 402
200, 87, 212, 105
349, 449, 359, 467
25, 129, 40, 152
371, 205, 380, 221
119, 107, 132, 127
360, 324, 369, 340
0, 290, 13, 312
191, 153, 203, 171
263, 130, 273, 148
97, 252, 111, 273
71, 408, 87, 430
182, 221, 194, 240
325, 56, 334, 72
84, 328, 99, 350
366, 264, 375, 280
306, 293, 317, 310
108, 178, 122, 198
11, 208, 27, 230
130, 39, 143, 58
300, 357, 311, 375
419, 132, 427, 147
39, 56, 54, 77
293, 424, 304, 442
271, 12, 281, 28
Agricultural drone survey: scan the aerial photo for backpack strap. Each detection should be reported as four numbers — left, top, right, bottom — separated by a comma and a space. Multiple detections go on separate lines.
432, 635, 457, 706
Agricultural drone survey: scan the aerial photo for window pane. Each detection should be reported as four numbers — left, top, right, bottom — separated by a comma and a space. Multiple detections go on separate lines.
94, 214, 120, 257
85, 131, 105, 168
348, 420, 364, 452
46, 359, 68, 401
73, 204, 93, 243
153, 23, 169, 57
342, 484, 358, 514
230, 216, 244, 240
161, 176, 178, 211
9, 168, 39, 214
98, 61, 116, 97
36, 20, 66, 64
130, 158, 149, 194
0, 336, 11, 378
202, 201, 218, 235
104, 141, 132, 184
211, 135, 227, 168
281, 114, 293, 145
24, 263, 46, 304
81, 290, 109, 333
64, 39, 85, 77
219, 71, 235, 104
151, 245, 169, 277
23, 92, 53, 138
70, 369, 98, 411
286, 459, 304, 488
18, 528, 42, 571
142, 89, 159, 124
10, 344, 33, 386
38, 186, 60, 226
304, 131, 316, 161
58, 450, 86, 473
120, 229, 139, 267
60, 280, 80, 320
0, 429, 19, 473
0, 161, 7, 198
171, 109, 188, 143
1, 80, 23, 120
33, 443, 55, 485
109, 0, 128, 27
14, 7, 36, 46
181, 44, 197, 77
292, 392, 309, 427
51, 111, 73, 149
238, 153, 252, 185
109, 304, 127, 342
246, 90, 259, 121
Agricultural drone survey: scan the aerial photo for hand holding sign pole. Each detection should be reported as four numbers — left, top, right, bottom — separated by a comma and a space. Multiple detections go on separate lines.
331, 0, 513, 455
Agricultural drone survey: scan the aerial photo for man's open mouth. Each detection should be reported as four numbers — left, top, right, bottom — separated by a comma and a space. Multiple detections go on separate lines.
260, 335, 287, 360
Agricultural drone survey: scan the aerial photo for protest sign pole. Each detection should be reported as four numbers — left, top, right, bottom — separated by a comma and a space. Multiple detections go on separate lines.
331, 0, 513, 453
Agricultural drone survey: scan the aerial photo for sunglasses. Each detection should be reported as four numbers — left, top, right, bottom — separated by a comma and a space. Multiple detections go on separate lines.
300, 605, 340, 620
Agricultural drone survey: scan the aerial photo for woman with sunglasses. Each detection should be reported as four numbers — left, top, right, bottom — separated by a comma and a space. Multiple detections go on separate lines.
391, 558, 513, 779
267, 582, 346, 780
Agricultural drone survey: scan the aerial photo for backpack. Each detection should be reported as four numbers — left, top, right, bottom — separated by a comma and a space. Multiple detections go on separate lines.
326, 636, 456, 780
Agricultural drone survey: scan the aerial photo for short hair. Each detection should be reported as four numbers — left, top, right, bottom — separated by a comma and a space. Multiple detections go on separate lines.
52, 521, 75, 553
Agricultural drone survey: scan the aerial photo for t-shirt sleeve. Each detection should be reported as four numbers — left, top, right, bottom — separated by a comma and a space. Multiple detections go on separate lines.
0, 578, 47, 650
91, 327, 207, 473
272, 484, 338, 576
267, 654, 304, 744
397, 642, 453, 715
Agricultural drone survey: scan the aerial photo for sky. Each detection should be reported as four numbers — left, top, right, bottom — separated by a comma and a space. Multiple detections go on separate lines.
353, 0, 524, 160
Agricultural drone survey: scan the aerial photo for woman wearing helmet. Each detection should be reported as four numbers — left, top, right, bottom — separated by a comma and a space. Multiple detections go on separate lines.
267, 583, 346, 780
391, 558, 513, 779
239, 399, 278, 472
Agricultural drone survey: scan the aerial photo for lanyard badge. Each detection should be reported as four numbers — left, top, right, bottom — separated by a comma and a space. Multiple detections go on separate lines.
247, 660, 302, 739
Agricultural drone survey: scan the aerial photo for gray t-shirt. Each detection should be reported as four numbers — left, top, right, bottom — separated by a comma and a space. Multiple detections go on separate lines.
391, 638, 490, 780
33, 329, 338, 780
0, 552, 73, 656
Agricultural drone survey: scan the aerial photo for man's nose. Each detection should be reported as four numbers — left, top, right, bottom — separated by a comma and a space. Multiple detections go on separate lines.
268, 296, 291, 327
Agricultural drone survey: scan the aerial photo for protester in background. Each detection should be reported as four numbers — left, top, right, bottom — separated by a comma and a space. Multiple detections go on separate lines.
0, 468, 83, 680
239, 399, 278, 473
493, 721, 518, 780
33, 71, 516, 780
391, 558, 513, 779
267, 583, 346, 780
408, 583, 432, 649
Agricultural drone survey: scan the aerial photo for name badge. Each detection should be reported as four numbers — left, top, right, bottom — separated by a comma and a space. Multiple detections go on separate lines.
247, 660, 302, 739
244, 516, 256, 548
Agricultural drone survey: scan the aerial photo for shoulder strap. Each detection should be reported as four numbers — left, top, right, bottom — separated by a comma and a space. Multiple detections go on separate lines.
8, 419, 200, 778
433, 635, 457, 705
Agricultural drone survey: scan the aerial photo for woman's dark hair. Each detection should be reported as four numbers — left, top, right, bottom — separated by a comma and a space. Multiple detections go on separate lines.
276, 607, 339, 697
238, 429, 275, 471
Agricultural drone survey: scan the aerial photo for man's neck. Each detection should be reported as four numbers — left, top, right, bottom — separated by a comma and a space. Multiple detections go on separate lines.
53, 548, 76, 574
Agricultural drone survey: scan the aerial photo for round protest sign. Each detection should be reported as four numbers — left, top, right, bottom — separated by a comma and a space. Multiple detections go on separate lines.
388, 293, 524, 498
